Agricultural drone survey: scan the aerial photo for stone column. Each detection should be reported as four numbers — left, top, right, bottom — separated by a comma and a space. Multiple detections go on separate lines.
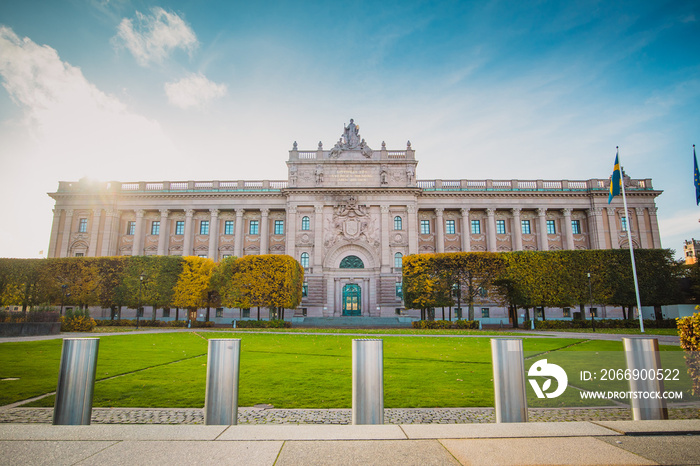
562, 208, 574, 250
511, 208, 523, 251
586, 208, 605, 249
100, 210, 117, 257
48, 209, 62, 258
183, 209, 195, 256
435, 208, 445, 253
157, 209, 170, 256
259, 209, 269, 255
460, 208, 471, 252
234, 209, 245, 257
537, 208, 549, 251
648, 207, 661, 248
381, 205, 391, 271
486, 208, 497, 252
635, 208, 649, 248
59, 209, 74, 258
132, 210, 146, 256
88, 209, 102, 257
313, 205, 324, 270
407, 204, 418, 254
208, 209, 220, 260
286, 205, 297, 261
606, 207, 618, 249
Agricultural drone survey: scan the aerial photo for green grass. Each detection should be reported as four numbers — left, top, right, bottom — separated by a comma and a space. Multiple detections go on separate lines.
1, 332, 694, 410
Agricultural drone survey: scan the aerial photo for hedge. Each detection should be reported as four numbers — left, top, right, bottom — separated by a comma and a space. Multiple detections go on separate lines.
233, 319, 292, 328
523, 319, 678, 330
412, 319, 479, 329
0, 310, 60, 323
95, 319, 214, 328
677, 310, 700, 396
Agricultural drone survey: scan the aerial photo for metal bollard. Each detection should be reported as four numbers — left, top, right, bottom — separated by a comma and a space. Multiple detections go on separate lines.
204, 339, 241, 425
352, 339, 383, 425
491, 338, 528, 423
53, 338, 100, 425
622, 338, 668, 420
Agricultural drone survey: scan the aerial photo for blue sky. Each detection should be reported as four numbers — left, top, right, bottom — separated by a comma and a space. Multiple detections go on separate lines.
0, 0, 698, 258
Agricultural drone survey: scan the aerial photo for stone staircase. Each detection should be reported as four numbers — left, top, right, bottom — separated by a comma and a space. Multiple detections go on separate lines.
292, 316, 416, 328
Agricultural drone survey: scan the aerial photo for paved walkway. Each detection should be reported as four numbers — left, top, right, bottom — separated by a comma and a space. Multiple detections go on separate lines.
2, 420, 700, 465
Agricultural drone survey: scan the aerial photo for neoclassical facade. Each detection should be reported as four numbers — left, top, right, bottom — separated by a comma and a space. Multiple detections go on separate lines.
47, 121, 662, 320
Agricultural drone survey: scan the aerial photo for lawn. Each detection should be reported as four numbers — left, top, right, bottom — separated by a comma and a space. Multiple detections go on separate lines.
0, 332, 694, 410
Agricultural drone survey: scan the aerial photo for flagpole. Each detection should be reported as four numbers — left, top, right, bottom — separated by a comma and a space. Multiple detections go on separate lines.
617, 146, 645, 333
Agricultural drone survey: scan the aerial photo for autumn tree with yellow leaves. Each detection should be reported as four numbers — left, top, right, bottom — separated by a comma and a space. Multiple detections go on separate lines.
172, 256, 216, 321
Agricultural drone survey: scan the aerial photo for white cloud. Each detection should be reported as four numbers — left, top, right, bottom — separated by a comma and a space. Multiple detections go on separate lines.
114, 7, 197, 66
164, 73, 227, 109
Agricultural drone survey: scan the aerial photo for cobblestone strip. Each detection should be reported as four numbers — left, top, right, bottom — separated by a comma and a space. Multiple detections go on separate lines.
0, 407, 697, 425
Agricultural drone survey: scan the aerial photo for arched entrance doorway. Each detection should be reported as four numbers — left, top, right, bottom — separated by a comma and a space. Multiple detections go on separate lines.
342, 284, 361, 316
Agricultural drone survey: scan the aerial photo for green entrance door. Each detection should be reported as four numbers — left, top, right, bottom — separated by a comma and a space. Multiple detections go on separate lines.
342, 284, 361, 316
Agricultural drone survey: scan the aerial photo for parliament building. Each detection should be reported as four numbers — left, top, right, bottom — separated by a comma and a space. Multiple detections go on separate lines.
47, 121, 663, 322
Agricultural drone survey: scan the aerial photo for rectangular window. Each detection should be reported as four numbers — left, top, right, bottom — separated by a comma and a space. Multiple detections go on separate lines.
563, 307, 571, 318
175, 221, 185, 235
137, 308, 144, 318
521, 220, 531, 234
163, 309, 170, 318
151, 221, 160, 235
536, 307, 544, 319
242, 308, 250, 318
571, 220, 581, 235
445, 219, 455, 235
200, 220, 209, 235
78, 218, 88, 233
471, 220, 481, 234
127, 221, 136, 235
621, 217, 628, 232
546, 220, 556, 235
420, 219, 430, 234
216, 308, 223, 318
590, 308, 598, 318
394, 216, 402, 230
224, 220, 234, 235
301, 216, 310, 230
74, 252, 84, 257
249, 220, 259, 235
496, 219, 506, 234
222, 254, 232, 259
395, 283, 403, 299
274, 220, 284, 235
302, 283, 308, 297
481, 308, 490, 318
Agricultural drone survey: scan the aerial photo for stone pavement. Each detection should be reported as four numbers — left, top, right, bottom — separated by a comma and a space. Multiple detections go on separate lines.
1, 420, 700, 465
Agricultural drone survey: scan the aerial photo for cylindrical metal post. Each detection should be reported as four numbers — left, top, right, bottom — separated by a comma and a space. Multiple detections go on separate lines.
204, 339, 241, 425
491, 338, 528, 423
53, 338, 100, 425
622, 338, 668, 420
352, 339, 383, 425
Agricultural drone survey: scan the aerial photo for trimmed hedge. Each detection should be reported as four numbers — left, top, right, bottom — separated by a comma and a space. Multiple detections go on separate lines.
95, 319, 214, 328
0, 310, 60, 323
234, 319, 292, 328
677, 310, 700, 396
61, 315, 97, 332
523, 319, 677, 330
412, 319, 479, 329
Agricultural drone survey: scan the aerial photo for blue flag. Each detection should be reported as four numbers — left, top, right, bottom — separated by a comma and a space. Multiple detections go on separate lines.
695, 145, 700, 205
608, 151, 621, 204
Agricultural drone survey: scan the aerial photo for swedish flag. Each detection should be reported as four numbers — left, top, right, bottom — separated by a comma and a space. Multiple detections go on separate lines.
608, 150, 621, 204
694, 145, 700, 205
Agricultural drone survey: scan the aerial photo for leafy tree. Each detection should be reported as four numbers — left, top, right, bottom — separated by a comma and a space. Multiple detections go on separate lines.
172, 256, 216, 321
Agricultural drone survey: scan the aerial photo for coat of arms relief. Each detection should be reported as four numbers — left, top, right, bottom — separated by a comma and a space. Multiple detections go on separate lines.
324, 197, 380, 251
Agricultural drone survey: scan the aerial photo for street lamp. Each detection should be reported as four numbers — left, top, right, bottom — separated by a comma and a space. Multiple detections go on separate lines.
137, 273, 146, 330
587, 272, 596, 333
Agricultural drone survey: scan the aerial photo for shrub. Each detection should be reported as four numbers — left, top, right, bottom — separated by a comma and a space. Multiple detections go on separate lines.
523, 319, 678, 330
677, 310, 700, 396
411, 319, 479, 329
234, 319, 292, 328
61, 315, 97, 332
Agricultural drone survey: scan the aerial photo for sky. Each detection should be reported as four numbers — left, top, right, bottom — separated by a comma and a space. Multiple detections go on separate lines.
0, 0, 699, 259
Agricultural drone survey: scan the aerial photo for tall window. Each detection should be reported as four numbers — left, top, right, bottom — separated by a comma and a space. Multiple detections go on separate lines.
394, 252, 403, 268
521, 220, 531, 234
394, 216, 402, 230
445, 219, 455, 234
546, 220, 556, 235
78, 218, 88, 233
571, 220, 581, 234
200, 220, 209, 235
224, 220, 234, 235
481, 308, 490, 318
302, 283, 308, 297
175, 221, 185, 235
274, 220, 284, 235
249, 220, 259, 235
496, 219, 506, 234
471, 220, 481, 234
127, 221, 135, 235
301, 216, 310, 230
395, 282, 403, 298
151, 221, 160, 235
420, 220, 430, 234
621, 217, 628, 232
300, 252, 309, 268
216, 308, 223, 318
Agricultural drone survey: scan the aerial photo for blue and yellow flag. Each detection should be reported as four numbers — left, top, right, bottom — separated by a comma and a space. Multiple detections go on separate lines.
694, 145, 700, 205
608, 150, 621, 204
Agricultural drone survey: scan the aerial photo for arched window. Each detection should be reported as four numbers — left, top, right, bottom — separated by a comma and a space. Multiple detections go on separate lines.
394, 252, 403, 268
394, 216, 402, 230
300, 252, 309, 268
339, 255, 364, 268
301, 216, 310, 230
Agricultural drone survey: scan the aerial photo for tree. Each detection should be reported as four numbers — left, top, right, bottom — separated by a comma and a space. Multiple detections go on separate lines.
0, 259, 45, 314
402, 254, 438, 320
41, 258, 100, 311
172, 256, 216, 321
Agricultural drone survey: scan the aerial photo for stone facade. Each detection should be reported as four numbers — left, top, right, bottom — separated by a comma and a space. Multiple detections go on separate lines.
47, 121, 663, 321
